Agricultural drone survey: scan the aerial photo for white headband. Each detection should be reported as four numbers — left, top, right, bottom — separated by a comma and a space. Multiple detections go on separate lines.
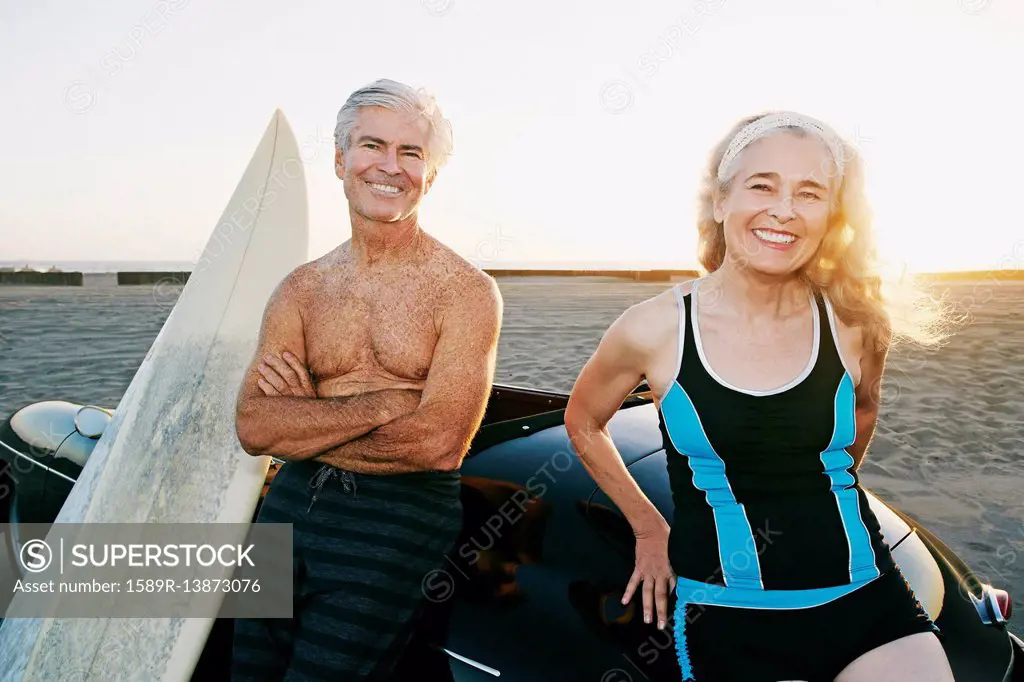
716, 112, 846, 184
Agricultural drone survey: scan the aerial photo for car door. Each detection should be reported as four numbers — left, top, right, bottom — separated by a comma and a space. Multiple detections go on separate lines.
423, 419, 648, 682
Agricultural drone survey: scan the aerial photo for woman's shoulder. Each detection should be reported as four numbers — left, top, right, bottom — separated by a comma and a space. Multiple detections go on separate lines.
631, 279, 695, 322
819, 291, 871, 346
818, 289, 884, 388
611, 280, 694, 355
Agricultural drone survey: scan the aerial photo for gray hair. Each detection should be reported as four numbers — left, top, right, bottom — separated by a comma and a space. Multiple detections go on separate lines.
333, 79, 454, 176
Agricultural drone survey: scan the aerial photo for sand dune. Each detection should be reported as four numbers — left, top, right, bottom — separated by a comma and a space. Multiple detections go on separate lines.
0, 274, 1020, 637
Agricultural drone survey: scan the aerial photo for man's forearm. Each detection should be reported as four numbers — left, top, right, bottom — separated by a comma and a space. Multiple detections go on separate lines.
236, 389, 419, 459
315, 446, 435, 475
313, 405, 465, 474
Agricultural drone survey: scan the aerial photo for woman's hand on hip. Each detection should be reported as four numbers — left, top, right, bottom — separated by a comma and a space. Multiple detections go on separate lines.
622, 521, 676, 630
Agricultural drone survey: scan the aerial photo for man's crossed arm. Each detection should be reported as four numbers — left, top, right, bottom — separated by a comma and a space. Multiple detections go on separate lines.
235, 270, 504, 475
234, 272, 421, 459
313, 276, 503, 474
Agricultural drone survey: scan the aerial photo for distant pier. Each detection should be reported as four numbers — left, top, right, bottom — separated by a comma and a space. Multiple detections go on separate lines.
482, 268, 700, 281
912, 270, 1024, 282
0, 271, 83, 286
116, 271, 191, 285
112, 269, 699, 285
0, 268, 698, 286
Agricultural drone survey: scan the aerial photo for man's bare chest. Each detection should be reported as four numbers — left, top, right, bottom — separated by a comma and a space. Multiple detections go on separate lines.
302, 283, 441, 388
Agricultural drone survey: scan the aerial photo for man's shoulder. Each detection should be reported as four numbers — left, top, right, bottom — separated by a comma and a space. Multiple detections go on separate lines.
275, 260, 322, 298
269, 254, 350, 315
423, 236, 501, 299
447, 264, 502, 312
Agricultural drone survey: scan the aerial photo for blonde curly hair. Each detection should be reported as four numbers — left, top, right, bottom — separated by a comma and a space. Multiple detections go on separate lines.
696, 112, 956, 352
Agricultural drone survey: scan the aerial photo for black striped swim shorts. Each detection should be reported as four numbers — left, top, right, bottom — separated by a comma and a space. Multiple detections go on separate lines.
230, 458, 463, 681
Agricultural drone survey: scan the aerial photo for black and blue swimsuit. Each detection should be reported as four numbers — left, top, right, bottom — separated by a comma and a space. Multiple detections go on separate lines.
657, 278, 937, 681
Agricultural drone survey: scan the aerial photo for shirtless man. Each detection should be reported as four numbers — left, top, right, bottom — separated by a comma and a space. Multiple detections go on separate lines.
230, 79, 503, 681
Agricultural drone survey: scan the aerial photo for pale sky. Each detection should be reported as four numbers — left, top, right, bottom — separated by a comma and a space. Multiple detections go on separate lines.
2, 0, 1022, 272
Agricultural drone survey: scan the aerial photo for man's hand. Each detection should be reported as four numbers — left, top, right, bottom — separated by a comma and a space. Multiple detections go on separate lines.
257, 352, 316, 398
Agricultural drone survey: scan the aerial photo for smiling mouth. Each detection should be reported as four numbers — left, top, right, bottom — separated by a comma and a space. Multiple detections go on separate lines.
366, 181, 404, 196
752, 228, 798, 247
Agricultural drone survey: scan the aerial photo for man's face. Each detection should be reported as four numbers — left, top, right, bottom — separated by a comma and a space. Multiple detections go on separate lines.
335, 106, 435, 223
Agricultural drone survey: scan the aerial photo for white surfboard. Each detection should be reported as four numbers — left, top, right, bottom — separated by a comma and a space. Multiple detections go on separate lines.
0, 109, 309, 680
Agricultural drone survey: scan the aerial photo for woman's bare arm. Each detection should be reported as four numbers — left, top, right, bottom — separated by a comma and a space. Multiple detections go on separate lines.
848, 336, 889, 470
565, 305, 668, 535
565, 297, 676, 629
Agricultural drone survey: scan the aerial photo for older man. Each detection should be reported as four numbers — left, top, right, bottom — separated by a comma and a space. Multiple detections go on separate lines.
230, 79, 503, 681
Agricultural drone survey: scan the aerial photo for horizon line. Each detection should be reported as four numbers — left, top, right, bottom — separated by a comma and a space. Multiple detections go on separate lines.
5, 263, 1024, 283
4, 258, 1024, 277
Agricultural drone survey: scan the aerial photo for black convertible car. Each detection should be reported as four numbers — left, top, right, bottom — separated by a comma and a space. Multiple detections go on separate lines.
1, 383, 1020, 681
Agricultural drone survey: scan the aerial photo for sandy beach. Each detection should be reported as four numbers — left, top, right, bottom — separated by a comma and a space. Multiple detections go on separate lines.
0, 274, 1020, 636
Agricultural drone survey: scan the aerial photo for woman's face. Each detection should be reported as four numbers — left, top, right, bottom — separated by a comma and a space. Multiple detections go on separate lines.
714, 131, 836, 277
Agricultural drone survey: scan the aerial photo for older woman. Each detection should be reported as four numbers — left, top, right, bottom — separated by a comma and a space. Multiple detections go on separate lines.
565, 112, 954, 681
